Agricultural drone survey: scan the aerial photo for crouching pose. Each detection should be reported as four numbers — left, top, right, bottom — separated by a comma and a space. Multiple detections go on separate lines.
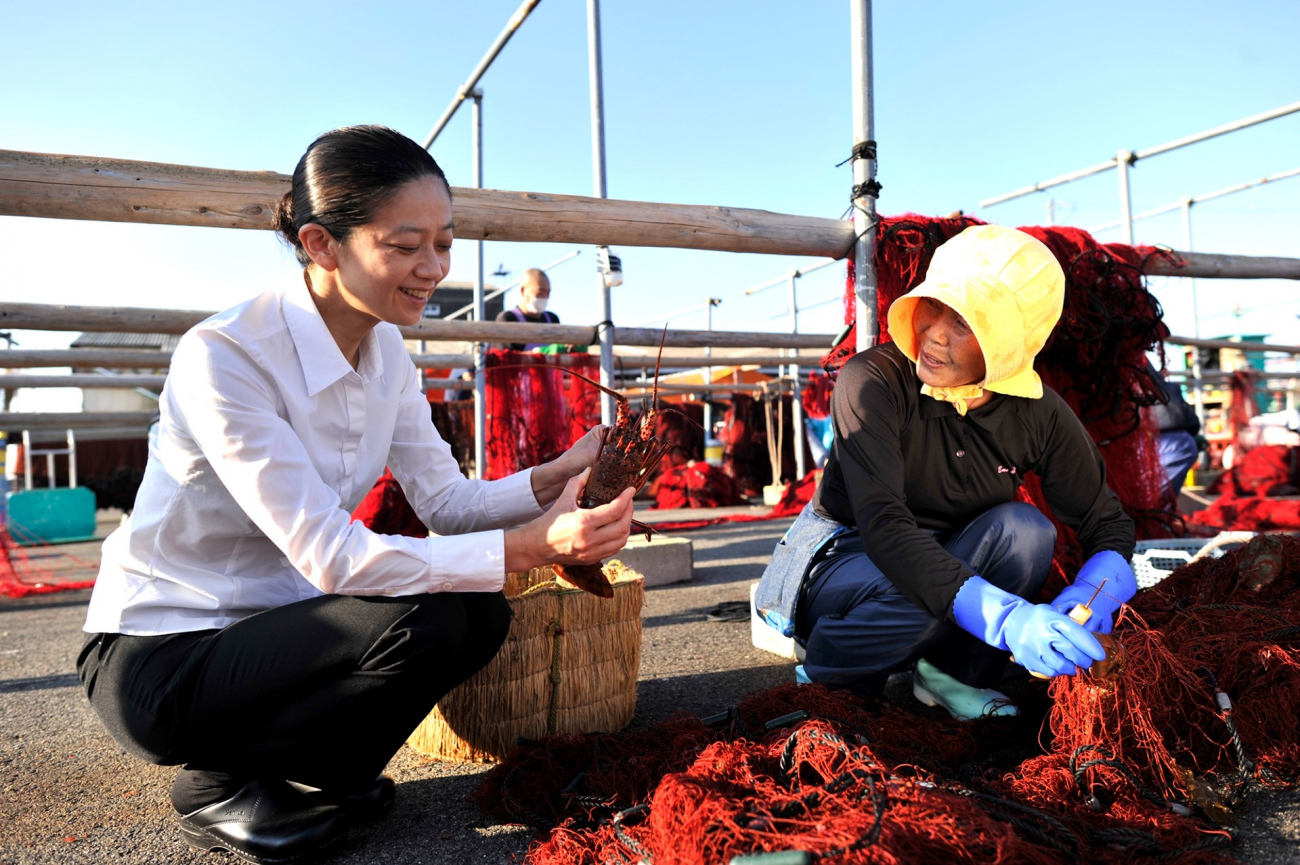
78, 125, 633, 864
756, 225, 1137, 720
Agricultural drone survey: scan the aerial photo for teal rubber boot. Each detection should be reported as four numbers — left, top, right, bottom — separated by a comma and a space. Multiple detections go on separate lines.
912, 658, 1018, 721
794, 664, 812, 685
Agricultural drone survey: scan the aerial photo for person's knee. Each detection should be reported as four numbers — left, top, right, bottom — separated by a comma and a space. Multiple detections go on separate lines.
965, 502, 1056, 596
999, 502, 1057, 568
458, 591, 513, 670
356, 594, 469, 674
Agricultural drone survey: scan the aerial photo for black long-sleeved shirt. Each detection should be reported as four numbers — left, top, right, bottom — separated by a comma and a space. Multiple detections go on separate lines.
812, 342, 1135, 620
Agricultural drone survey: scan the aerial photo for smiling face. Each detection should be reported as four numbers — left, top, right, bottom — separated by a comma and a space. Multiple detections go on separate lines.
327, 176, 454, 328
912, 297, 986, 389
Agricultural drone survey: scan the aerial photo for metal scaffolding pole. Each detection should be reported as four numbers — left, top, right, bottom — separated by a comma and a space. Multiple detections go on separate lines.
1116, 149, 1135, 245
471, 90, 487, 479
421, 0, 542, 148
850, 0, 879, 352
703, 298, 719, 462
1182, 195, 1207, 441
788, 271, 806, 479
980, 99, 1300, 209
588, 0, 616, 425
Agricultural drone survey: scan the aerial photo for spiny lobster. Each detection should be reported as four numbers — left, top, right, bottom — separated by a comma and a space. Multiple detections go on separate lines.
543, 329, 695, 597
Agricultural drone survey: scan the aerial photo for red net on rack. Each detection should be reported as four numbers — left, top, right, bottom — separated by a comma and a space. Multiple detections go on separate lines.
483, 350, 602, 480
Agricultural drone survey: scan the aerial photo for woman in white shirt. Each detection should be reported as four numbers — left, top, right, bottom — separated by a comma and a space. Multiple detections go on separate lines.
77, 125, 634, 864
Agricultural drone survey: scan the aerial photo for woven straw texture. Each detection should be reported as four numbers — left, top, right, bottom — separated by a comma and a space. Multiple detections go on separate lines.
407, 562, 645, 763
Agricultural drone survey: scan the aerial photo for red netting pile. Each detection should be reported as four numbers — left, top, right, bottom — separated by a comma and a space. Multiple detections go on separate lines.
824, 216, 1178, 592
475, 659, 1249, 864
0, 525, 98, 598
472, 537, 1300, 862
651, 461, 747, 510
484, 350, 602, 480
1189, 445, 1300, 531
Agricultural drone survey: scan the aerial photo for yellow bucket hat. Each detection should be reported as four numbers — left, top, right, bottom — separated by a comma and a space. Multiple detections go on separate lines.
887, 224, 1065, 410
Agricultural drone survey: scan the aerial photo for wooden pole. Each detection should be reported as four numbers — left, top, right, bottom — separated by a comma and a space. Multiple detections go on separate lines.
0, 374, 166, 389
1165, 335, 1300, 355
0, 411, 156, 431
0, 150, 852, 258
1147, 251, 1300, 280
0, 349, 174, 368
0, 302, 837, 350
0, 350, 477, 369
4, 150, 1300, 274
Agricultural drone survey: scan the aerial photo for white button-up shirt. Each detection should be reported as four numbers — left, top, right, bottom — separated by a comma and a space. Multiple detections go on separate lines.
84, 279, 544, 636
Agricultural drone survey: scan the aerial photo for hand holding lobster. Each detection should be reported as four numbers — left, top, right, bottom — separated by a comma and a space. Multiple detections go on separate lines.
527, 424, 610, 510
505, 470, 634, 575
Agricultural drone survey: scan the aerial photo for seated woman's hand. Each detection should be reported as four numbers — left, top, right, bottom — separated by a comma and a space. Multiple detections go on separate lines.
506, 469, 633, 572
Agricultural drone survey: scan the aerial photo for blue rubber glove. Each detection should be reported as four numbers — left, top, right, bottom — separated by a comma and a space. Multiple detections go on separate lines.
1049, 551, 1137, 635
952, 576, 1106, 678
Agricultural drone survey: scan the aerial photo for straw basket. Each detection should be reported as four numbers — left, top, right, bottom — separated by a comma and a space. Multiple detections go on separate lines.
406, 562, 644, 763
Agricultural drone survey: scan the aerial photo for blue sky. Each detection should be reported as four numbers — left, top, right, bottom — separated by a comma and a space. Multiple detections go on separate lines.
2, 0, 1298, 412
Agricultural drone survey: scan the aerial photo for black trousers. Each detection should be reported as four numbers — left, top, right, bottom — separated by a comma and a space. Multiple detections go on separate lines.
78, 591, 511, 794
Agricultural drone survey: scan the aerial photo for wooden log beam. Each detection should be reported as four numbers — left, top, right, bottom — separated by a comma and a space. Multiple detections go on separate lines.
1147, 251, 1300, 280
613, 354, 825, 368
1166, 334, 1300, 355
0, 349, 174, 368
0, 302, 836, 350
0, 411, 156, 431
0, 374, 166, 389
5, 150, 1300, 271
0, 150, 853, 258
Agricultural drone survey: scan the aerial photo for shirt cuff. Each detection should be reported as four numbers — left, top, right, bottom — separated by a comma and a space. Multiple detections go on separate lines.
424, 529, 507, 593
486, 466, 548, 526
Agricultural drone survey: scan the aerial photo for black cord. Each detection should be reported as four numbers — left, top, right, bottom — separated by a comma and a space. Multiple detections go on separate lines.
835, 140, 878, 168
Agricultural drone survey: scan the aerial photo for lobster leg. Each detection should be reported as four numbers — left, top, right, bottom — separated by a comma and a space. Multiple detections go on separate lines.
631, 440, 674, 496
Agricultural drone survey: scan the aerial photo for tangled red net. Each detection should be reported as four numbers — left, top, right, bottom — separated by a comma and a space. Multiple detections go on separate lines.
1189, 445, 1300, 531
474, 535, 1299, 864
0, 524, 98, 598
483, 350, 602, 480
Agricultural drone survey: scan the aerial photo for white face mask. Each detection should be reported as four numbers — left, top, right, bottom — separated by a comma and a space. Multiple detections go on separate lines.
521, 296, 548, 315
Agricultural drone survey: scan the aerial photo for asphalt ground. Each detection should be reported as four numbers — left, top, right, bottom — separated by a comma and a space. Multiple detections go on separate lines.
2, 507, 1298, 864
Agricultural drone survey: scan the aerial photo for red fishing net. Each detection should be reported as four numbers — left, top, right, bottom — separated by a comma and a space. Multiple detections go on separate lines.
1191, 445, 1300, 531
651, 461, 746, 510
472, 537, 1300, 862
0, 525, 97, 598
802, 372, 834, 420
483, 350, 602, 480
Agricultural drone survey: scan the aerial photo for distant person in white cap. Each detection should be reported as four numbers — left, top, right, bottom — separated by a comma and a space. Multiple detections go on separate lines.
495, 268, 559, 351
756, 224, 1138, 722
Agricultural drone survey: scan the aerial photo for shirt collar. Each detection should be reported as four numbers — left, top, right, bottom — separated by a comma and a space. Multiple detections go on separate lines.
282, 277, 385, 396
917, 388, 1011, 432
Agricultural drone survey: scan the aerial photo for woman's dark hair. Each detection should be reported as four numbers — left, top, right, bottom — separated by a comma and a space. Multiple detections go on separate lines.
272, 125, 451, 268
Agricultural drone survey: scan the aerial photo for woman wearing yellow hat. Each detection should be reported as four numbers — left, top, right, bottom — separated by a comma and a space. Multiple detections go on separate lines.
755, 224, 1137, 720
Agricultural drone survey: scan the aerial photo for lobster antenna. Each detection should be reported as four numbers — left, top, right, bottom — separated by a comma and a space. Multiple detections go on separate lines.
651, 325, 668, 409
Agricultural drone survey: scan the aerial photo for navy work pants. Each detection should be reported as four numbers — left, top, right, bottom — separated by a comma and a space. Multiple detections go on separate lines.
794, 502, 1055, 696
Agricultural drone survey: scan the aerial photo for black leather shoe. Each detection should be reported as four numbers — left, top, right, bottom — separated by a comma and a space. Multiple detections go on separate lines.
178, 779, 348, 864
293, 775, 396, 823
